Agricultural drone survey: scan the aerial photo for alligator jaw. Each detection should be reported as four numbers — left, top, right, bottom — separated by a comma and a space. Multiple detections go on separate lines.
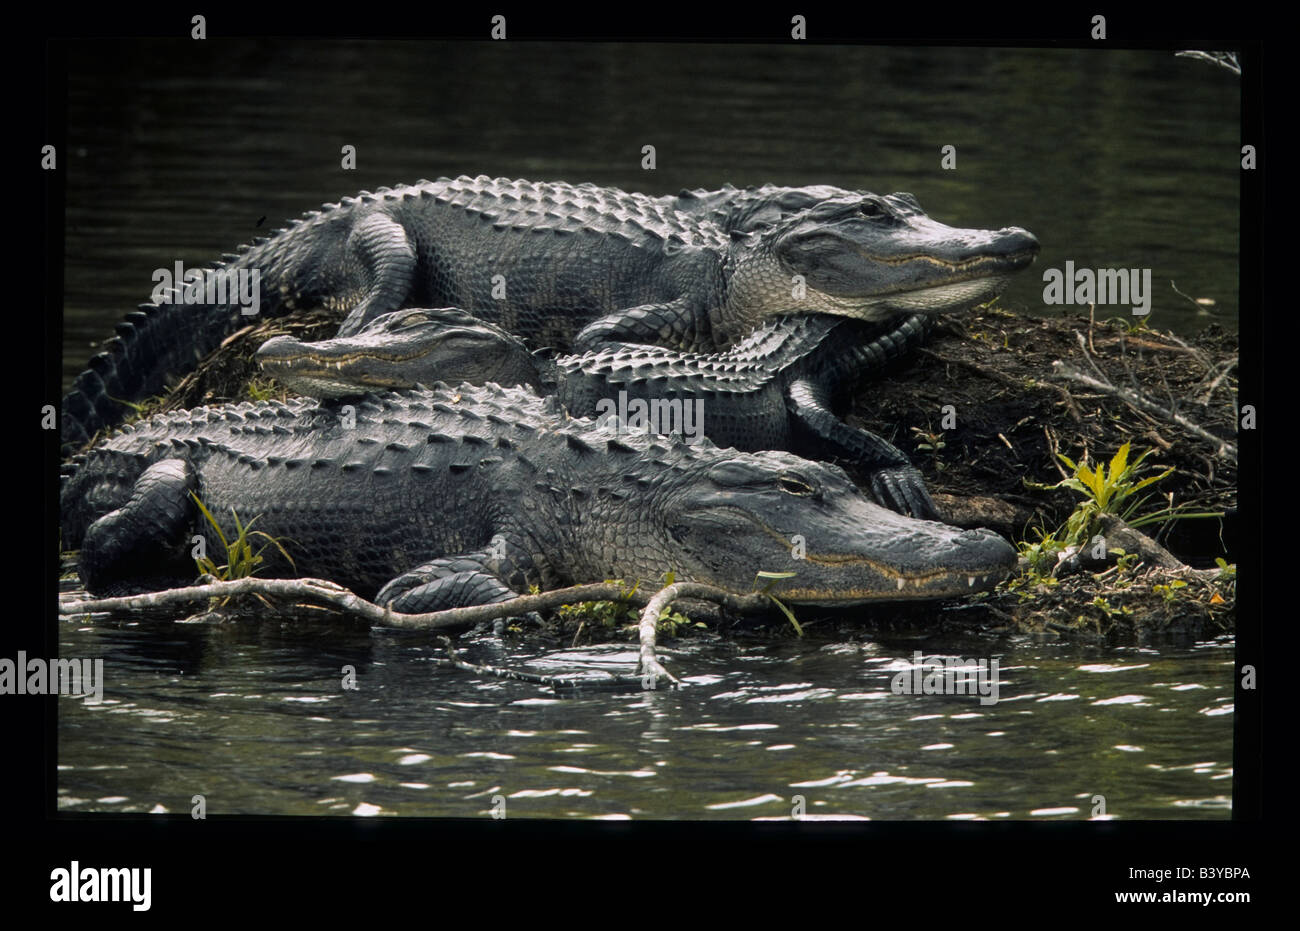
257, 309, 543, 399
668, 459, 1018, 605
752, 531, 1017, 605
258, 336, 410, 397
867, 274, 1020, 315
774, 567, 1010, 604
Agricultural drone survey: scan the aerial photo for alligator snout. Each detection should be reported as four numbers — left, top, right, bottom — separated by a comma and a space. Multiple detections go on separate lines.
256, 335, 301, 360
992, 226, 1040, 263
954, 527, 1018, 567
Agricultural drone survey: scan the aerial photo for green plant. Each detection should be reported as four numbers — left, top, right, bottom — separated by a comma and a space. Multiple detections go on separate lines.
1003, 565, 1060, 602
1027, 442, 1176, 550
246, 377, 280, 402
191, 493, 295, 584
1115, 551, 1139, 573
1152, 579, 1188, 605
910, 426, 947, 470
1016, 526, 1069, 576
1105, 314, 1152, 334
559, 599, 628, 629
1057, 442, 1172, 527
753, 571, 803, 636
1088, 596, 1133, 620
654, 605, 698, 637
558, 574, 704, 637
557, 578, 639, 629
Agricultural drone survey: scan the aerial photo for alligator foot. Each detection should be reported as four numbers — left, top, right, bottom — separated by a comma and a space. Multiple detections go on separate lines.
787, 377, 940, 520
78, 459, 200, 595
376, 553, 526, 616
869, 465, 940, 521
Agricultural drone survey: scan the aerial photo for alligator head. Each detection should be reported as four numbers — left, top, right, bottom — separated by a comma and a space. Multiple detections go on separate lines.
720, 191, 1039, 339
257, 307, 542, 398
627, 448, 1017, 603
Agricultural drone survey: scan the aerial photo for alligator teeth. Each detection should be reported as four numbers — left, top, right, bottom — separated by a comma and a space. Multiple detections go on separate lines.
896, 578, 905, 590
968, 576, 975, 587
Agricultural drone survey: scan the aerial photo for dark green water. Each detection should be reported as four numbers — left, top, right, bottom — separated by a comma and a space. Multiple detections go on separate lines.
57, 41, 1239, 819
57, 611, 1233, 819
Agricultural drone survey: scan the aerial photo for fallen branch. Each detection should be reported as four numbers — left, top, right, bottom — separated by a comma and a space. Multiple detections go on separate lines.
1050, 361, 1236, 460
1196, 358, 1238, 406
58, 575, 774, 634
633, 583, 730, 689
60, 574, 779, 693
1174, 50, 1242, 76
1095, 514, 1186, 570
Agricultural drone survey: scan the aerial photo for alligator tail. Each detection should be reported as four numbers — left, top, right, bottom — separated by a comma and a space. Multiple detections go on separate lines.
59, 230, 306, 455
62, 291, 220, 453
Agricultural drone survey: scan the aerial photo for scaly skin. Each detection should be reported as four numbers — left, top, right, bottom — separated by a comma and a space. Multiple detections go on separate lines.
61, 383, 1016, 613
61, 177, 1037, 453
258, 307, 938, 517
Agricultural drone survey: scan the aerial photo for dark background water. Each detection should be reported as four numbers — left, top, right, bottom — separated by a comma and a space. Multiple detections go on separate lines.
57, 609, 1234, 820
60, 41, 1239, 390
56, 41, 1239, 819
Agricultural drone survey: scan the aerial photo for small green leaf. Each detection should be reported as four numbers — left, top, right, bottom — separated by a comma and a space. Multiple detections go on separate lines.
1109, 442, 1130, 481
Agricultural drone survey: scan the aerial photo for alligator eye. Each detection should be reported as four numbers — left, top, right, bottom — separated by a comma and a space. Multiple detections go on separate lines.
778, 476, 816, 496
396, 313, 431, 328
858, 202, 886, 219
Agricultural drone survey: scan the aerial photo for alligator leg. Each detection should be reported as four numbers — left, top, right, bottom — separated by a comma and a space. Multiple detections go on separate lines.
332, 213, 420, 337
78, 459, 200, 596
786, 377, 939, 520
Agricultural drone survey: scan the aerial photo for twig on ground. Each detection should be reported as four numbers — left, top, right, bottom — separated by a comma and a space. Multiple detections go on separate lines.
1050, 361, 1236, 460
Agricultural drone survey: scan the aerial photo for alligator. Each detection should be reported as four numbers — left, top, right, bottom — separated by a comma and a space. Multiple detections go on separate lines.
60, 382, 1017, 614
257, 307, 939, 517
61, 176, 1038, 454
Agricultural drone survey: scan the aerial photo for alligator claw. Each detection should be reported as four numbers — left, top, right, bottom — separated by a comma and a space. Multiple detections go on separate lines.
869, 466, 940, 521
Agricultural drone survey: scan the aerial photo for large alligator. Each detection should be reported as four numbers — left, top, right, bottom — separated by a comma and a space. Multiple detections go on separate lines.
61, 176, 1038, 453
253, 183, 1040, 519
60, 382, 1017, 614
258, 307, 938, 517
